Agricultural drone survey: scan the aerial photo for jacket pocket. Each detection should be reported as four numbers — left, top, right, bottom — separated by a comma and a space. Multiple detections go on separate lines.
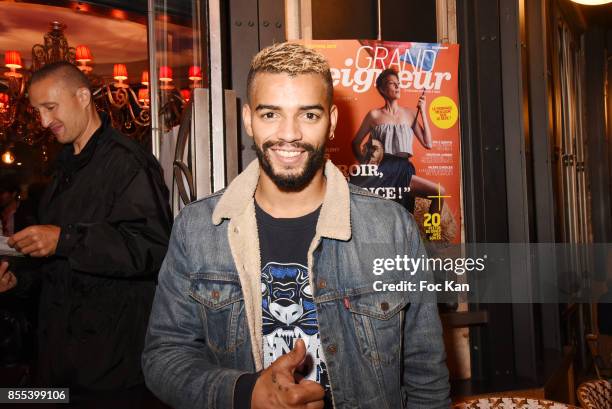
189, 272, 247, 353
348, 287, 409, 366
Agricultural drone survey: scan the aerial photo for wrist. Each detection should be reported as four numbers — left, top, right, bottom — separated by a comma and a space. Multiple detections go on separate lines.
233, 372, 261, 409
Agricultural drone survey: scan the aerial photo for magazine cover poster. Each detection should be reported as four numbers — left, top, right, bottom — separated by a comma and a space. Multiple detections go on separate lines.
305, 40, 462, 244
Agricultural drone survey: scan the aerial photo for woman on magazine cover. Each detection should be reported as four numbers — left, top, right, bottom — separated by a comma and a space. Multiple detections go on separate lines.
352, 68, 446, 215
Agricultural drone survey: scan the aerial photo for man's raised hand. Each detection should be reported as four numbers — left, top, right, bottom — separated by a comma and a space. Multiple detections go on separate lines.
251, 339, 325, 409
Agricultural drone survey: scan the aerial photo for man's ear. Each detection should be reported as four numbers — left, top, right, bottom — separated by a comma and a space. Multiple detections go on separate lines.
242, 104, 254, 138
76, 87, 92, 108
329, 104, 338, 137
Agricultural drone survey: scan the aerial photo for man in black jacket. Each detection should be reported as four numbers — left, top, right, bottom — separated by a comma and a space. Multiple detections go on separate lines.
0, 62, 172, 402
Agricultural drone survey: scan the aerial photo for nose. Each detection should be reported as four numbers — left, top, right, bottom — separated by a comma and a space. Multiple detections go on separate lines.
277, 117, 302, 143
39, 111, 52, 128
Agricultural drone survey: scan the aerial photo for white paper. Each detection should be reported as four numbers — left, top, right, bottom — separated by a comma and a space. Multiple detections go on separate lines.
0, 236, 24, 257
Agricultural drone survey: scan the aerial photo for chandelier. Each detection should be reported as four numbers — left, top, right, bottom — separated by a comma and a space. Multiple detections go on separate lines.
0, 21, 197, 163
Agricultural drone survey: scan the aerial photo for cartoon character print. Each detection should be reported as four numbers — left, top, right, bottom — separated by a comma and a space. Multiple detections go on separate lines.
261, 262, 328, 387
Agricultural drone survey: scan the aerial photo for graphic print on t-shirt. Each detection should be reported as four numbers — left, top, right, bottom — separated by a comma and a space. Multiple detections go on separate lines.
261, 261, 329, 387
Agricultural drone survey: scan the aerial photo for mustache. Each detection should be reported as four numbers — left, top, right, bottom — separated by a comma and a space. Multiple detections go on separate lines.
261, 141, 316, 152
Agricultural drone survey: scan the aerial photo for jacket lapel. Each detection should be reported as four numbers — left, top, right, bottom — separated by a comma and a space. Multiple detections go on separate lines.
227, 201, 264, 371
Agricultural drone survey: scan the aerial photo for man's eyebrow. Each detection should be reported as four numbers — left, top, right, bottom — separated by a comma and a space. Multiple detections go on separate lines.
299, 104, 324, 111
254, 104, 325, 111
255, 104, 280, 111
30, 102, 52, 109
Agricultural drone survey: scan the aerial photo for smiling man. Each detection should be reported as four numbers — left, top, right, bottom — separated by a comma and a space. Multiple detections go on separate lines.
0, 61, 172, 403
143, 42, 450, 409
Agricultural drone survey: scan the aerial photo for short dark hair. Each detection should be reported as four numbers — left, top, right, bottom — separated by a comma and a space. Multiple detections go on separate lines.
375, 68, 399, 91
29, 61, 91, 93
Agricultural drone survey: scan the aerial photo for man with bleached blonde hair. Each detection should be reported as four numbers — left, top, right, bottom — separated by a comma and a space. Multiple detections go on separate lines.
143, 42, 450, 409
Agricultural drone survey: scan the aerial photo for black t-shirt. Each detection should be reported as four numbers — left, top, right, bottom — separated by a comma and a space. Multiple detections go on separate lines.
256, 202, 332, 406
256, 202, 318, 265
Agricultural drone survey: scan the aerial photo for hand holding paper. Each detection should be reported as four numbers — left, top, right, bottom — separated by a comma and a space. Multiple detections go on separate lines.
8, 225, 60, 258
0, 235, 23, 257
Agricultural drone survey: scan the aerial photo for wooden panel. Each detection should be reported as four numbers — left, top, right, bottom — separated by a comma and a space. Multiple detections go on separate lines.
299, 0, 312, 40
192, 88, 211, 198
224, 90, 239, 184
229, 0, 260, 168
456, 0, 515, 384
209, 0, 226, 191
259, 0, 287, 46
436, 0, 458, 43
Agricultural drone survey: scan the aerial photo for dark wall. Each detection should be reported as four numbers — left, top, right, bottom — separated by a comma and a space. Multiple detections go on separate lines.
312, 0, 378, 39
312, 0, 436, 42
608, 30, 612, 229
381, 0, 437, 42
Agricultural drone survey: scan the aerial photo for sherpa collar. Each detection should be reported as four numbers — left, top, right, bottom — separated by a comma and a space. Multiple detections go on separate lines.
212, 159, 351, 241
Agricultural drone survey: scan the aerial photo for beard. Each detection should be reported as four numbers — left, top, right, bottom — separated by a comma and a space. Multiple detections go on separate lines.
253, 140, 326, 192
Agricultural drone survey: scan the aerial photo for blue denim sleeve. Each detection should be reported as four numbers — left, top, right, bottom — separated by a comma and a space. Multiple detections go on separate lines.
400, 215, 451, 409
142, 211, 248, 409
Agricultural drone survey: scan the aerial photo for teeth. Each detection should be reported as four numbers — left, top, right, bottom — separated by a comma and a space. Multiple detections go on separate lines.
276, 150, 301, 158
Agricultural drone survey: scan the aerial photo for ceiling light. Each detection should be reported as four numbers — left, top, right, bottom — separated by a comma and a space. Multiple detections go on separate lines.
570, 0, 612, 5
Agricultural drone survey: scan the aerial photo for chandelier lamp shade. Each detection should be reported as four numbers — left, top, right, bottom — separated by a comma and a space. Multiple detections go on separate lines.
75, 45, 93, 72
141, 70, 149, 86
180, 88, 191, 102
159, 66, 173, 82
138, 88, 150, 106
4, 51, 22, 69
75, 45, 92, 62
188, 65, 202, 81
112, 64, 128, 88
113, 64, 128, 81
3, 50, 23, 78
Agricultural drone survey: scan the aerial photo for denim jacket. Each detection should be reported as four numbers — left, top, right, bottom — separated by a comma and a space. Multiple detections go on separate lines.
143, 160, 450, 409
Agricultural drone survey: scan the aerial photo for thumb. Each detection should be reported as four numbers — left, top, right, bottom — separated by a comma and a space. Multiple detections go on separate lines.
275, 339, 307, 372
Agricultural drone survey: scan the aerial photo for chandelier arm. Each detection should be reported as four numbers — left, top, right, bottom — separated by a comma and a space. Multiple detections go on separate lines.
104, 85, 118, 106
111, 87, 129, 109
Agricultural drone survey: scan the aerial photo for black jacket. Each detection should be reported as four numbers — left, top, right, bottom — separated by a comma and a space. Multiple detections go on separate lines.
34, 115, 172, 392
